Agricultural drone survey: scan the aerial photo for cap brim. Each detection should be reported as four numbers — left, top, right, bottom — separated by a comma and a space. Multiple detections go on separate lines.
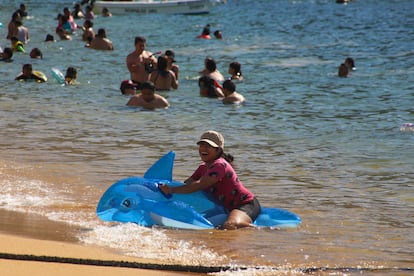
197, 139, 219, 148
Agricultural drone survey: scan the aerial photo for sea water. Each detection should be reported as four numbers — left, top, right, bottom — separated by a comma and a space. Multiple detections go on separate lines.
0, 0, 413, 274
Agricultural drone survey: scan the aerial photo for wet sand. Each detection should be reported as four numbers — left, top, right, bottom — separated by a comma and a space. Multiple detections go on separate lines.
0, 209, 199, 275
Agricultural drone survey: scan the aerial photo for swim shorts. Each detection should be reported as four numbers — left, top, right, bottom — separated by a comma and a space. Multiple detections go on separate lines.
236, 197, 261, 222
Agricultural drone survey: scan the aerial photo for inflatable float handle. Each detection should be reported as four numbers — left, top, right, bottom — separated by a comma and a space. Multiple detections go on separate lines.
157, 183, 172, 199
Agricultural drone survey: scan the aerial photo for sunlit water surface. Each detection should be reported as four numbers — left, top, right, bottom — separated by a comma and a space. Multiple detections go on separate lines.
0, 0, 413, 274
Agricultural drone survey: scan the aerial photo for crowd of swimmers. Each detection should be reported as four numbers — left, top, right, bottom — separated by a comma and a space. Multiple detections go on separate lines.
1, 2, 356, 109
1, 2, 114, 84
121, 33, 247, 108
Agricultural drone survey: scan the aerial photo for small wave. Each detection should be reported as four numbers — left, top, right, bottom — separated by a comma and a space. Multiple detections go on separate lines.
80, 223, 227, 266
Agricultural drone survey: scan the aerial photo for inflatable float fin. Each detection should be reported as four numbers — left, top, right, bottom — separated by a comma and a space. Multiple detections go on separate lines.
144, 151, 175, 181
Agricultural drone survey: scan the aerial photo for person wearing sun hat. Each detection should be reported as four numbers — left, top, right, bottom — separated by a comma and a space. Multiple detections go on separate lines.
160, 130, 262, 230
165, 49, 179, 80
197, 130, 224, 149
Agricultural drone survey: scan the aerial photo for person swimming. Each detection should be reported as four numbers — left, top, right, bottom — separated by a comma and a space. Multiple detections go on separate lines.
338, 63, 349, 77
197, 24, 211, 39
198, 75, 224, 98
15, 63, 47, 82
228, 61, 243, 81
64, 66, 77, 85
344, 57, 356, 71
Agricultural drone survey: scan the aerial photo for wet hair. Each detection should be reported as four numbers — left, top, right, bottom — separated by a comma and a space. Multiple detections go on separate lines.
22, 63, 33, 72
65, 67, 77, 79
222, 79, 236, 93
12, 11, 21, 21
141, 81, 155, 92
84, 19, 93, 28
45, 34, 55, 42
61, 14, 69, 23
165, 50, 175, 61
198, 75, 220, 98
97, 28, 106, 38
213, 30, 222, 39
17, 4, 28, 17
157, 55, 168, 72
217, 148, 234, 164
345, 57, 355, 69
205, 57, 217, 72
134, 36, 146, 45
2, 47, 13, 59
199, 75, 215, 88
229, 61, 242, 77
201, 24, 211, 35
30, 48, 43, 59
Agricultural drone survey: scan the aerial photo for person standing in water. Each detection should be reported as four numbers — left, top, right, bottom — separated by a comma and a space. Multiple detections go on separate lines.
126, 36, 157, 90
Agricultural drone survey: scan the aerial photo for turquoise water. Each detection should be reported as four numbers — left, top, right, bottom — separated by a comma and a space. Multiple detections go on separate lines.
0, 0, 413, 274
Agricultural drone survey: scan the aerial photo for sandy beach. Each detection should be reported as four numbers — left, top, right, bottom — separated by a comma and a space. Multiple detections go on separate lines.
0, 209, 199, 275
0, 0, 413, 274
0, 232, 199, 276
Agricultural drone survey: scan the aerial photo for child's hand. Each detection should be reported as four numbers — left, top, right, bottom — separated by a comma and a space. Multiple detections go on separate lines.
159, 184, 171, 194
158, 184, 172, 199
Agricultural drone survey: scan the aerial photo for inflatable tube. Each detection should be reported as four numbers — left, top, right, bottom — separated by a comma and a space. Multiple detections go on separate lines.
96, 151, 302, 230
15, 71, 47, 83
16, 44, 25, 53
197, 34, 211, 39
33, 71, 47, 82
51, 68, 65, 84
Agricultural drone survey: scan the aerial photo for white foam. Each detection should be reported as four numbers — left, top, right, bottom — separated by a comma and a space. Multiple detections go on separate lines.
80, 223, 227, 266
0, 178, 57, 209
0, 168, 228, 266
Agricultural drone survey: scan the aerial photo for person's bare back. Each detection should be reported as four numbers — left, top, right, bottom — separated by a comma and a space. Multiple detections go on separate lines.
150, 70, 178, 91
90, 28, 113, 50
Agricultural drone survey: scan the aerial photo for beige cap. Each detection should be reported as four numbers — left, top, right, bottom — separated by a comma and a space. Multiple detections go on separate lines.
197, 130, 224, 149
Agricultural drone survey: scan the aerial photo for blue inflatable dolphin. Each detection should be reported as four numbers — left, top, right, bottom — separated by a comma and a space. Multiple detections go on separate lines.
96, 151, 301, 229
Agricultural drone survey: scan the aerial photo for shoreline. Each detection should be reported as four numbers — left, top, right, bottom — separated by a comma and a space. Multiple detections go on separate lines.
0, 209, 81, 243
0, 209, 199, 275
0, 233, 196, 276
